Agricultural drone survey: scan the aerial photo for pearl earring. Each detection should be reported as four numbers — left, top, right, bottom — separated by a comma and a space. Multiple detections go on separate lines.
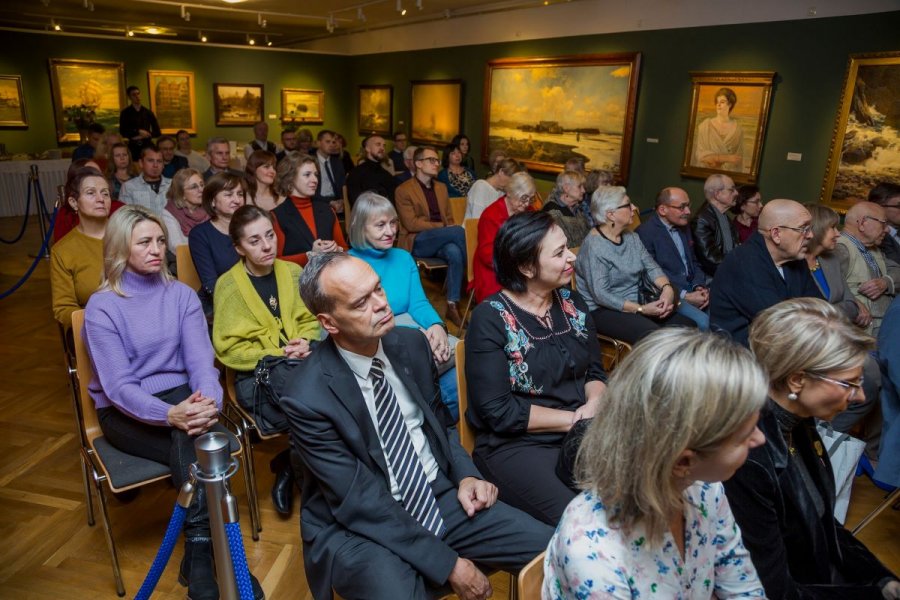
788, 392, 798, 401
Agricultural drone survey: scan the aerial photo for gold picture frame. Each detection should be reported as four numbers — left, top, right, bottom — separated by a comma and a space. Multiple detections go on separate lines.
48, 58, 126, 143
281, 88, 325, 124
147, 70, 196, 134
821, 51, 900, 211
0, 75, 27, 127
410, 80, 462, 146
680, 71, 776, 185
213, 83, 264, 127
358, 84, 393, 137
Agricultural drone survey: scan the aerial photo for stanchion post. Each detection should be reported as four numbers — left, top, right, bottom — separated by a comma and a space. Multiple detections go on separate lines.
28, 164, 51, 259
194, 432, 239, 600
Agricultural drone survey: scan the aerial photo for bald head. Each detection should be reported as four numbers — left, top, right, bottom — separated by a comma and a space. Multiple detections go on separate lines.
758, 199, 808, 231
844, 201, 888, 247
759, 199, 813, 265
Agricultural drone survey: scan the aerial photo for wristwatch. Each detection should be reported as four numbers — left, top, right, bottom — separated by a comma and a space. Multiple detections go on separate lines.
636, 306, 644, 314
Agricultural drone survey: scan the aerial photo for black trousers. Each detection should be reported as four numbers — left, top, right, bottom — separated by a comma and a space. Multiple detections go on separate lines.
97, 383, 210, 540
590, 306, 696, 346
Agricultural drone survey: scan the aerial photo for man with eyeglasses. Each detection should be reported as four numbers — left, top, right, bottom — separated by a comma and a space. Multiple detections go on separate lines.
346, 135, 398, 206
710, 199, 822, 346
691, 174, 740, 279
869, 181, 900, 265
835, 201, 899, 335
637, 187, 710, 330
389, 132, 409, 174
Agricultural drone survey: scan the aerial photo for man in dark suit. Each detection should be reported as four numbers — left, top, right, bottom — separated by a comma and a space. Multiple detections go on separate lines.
637, 187, 710, 329
283, 253, 551, 600
345, 135, 397, 205
710, 199, 823, 346
869, 181, 900, 265
312, 129, 346, 214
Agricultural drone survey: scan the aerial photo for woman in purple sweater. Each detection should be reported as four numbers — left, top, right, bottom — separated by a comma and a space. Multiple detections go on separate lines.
83, 205, 262, 600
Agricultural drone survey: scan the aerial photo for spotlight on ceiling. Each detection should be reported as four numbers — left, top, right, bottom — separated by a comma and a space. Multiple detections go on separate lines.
266, 36, 272, 47
52, 19, 61, 31
416, 0, 423, 9
199, 30, 208, 42
258, 13, 267, 28
357, 7, 366, 22
125, 25, 134, 36
181, 5, 191, 21
326, 14, 335, 33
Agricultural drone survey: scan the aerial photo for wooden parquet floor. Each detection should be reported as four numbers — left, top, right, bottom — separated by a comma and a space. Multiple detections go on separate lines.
0, 215, 896, 599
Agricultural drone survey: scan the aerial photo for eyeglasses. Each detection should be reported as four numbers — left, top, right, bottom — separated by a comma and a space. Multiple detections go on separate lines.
806, 372, 864, 400
862, 215, 888, 226
777, 224, 813, 235
719, 186, 736, 193
512, 194, 535, 205
184, 183, 204, 192
416, 156, 440, 164
667, 203, 690, 211
615, 202, 633, 211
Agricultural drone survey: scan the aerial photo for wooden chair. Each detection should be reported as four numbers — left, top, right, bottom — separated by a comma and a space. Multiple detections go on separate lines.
70, 310, 252, 596
597, 334, 632, 372
459, 218, 479, 332
517, 551, 546, 600
449, 196, 467, 225
342, 184, 352, 227
454, 339, 476, 453
175, 243, 201, 291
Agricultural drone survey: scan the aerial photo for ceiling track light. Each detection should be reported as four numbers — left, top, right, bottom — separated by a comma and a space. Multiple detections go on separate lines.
247, 34, 255, 45
181, 5, 191, 21
258, 13, 267, 28
125, 25, 134, 36
416, 0, 423, 9
83, 0, 95, 11
325, 13, 335, 33
357, 7, 366, 22
198, 30, 207, 42
51, 19, 61, 31
265, 34, 272, 46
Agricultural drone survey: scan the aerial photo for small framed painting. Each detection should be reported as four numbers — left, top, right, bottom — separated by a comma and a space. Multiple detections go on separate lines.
410, 79, 463, 146
0, 75, 27, 127
213, 83, 264, 126
148, 70, 196, 134
358, 84, 392, 137
281, 88, 325, 124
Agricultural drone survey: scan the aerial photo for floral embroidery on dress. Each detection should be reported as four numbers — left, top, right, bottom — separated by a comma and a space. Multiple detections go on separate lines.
559, 288, 589, 340
489, 300, 542, 395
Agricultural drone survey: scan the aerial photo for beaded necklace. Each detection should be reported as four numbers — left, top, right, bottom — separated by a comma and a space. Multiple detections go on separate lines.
498, 289, 572, 341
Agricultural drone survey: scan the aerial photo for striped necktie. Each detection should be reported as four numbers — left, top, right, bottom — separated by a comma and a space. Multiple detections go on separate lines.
369, 357, 445, 537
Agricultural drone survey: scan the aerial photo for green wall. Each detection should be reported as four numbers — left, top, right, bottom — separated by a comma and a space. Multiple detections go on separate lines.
2, 11, 899, 208
0, 32, 353, 157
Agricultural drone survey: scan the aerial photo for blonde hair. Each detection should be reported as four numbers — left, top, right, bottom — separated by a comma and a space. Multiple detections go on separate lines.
575, 328, 767, 543
749, 297, 874, 391
100, 205, 174, 296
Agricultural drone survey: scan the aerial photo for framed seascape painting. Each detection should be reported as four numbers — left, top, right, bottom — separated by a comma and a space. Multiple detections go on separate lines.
281, 88, 325, 124
48, 59, 126, 143
482, 53, 641, 180
213, 83, 264, 127
147, 70, 196, 134
822, 51, 900, 210
681, 71, 776, 185
358, 84, 392, 137
0, 75, 27, 127
410, 80, 463, 146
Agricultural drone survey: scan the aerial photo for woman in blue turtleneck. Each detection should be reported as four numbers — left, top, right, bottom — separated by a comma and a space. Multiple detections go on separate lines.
347, 191, 459, 420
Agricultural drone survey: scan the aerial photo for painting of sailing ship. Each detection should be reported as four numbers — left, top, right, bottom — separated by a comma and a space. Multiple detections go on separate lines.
149, 70, 196, 134
0, 75, 27, 127
48, 59, 125, 143
214, 83, 264, 126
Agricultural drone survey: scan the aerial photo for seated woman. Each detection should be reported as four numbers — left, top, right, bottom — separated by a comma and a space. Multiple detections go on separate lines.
82, 205, 263, 599
162, 168, 208, 248
575, 185, 695, 345
732, 184, 762, 243
107, 142, 139, 201
465, 157, 521, 220
188, 172, 246, 315
726, 297, 900, 599
438, 142, 477, 197
449, 133, 476, 172
466, 211, 606, 525
347, 191, 459, 420
245, 149, 283, 212
213, 205, 321, 516
54, 159, 126, 242
545, 328, 767, 599
541, 170, 590, 248
473, 171, 536, 303
271, 153, 346, 267
51, 166, 111, 330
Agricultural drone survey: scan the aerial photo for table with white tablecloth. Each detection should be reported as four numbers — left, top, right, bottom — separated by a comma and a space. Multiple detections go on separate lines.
0, 159, 70, 217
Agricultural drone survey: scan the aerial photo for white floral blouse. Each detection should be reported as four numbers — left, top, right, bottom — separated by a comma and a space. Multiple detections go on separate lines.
543, 482, 765, 599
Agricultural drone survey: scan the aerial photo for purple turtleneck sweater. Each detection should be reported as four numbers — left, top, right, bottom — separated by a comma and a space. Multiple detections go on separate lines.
83, 270, 222, 425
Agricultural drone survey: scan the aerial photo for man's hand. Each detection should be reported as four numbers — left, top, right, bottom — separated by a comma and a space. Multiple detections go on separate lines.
858, 277, 888, 300
457, 477, 498, 517
882, 579, 900, 599
684, 288, 709, 309
447, 558, 492, 600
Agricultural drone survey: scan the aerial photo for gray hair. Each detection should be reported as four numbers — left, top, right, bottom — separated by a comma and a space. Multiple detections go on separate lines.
506, 171, 536, 201
703, 173, 730, 201
576, 328, 767, 544
554, 170, 585, 197
348, 192, 397, 249
750, 297, 875, 392
590, 185, 627, 224
403, 145, 417, 160
206, 136, 229, 153
585, 169, 613, 194
298, 252, 354, 315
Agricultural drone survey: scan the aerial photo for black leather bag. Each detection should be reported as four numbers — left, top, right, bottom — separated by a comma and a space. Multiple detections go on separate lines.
637, 270, 678, 305
237, 356, 304, 436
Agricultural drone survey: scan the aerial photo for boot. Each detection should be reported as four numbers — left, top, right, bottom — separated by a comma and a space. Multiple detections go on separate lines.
180, 539, 217, 600
269, 451, 293, 516
445, 302, 462, 328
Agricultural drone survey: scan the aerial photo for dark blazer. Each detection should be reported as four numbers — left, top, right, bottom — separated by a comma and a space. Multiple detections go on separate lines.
636, 213, 707, 293
724, 405, 894, 598
881, 231, 900, 266
313, 153, 346, 202
162, 155, 189, 179
710, 231, 822, 346
279, 327, 476, 600
345, 159, 397, 205
690, 201, 739, 277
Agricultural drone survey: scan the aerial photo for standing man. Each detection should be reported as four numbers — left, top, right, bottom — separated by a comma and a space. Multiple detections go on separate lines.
691, 173, 740, 279
345, 135, 397, 206
119, 145, 171, 215
835, 201, 898, 335
389, 131, 408, 174
284, 253, 552, 600
869, 182, 900, 265
637, 187, 710, 329
710, 199, 822, 346
203, 137, 242, 181
157, 135, 188, 179
244, 121, 276, 160
174, 129, 210, 173
276, 127, 299, 163
72, 123, 105, 161
119, 85, 161, 161
313, 130, 346, 214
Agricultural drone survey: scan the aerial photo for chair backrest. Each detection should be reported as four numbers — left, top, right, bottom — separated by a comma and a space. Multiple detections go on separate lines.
175, 244, 202, 291
449, 196, 466, 225
532, 190, 544, 211
463, 218, 478, 285
70, 309, 102, 447
342, 184, 351, 226
454, 339, 477, 454
517, 551, 546, 600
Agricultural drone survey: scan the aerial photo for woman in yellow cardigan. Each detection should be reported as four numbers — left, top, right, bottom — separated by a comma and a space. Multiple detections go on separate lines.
213, 204, 320, 516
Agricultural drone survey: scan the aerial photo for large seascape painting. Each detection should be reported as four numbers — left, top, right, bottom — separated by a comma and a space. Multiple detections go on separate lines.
48, 59, 126, 143
482, 53, 641, 180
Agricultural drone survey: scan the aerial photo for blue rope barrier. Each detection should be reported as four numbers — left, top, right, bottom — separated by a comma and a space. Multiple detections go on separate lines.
225, 521, 255, 600
0, 178, 31, 244
0, 206, 56, 301
134, 503, 187, 600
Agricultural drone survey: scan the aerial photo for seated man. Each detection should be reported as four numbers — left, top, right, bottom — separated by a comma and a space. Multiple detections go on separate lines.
869, 182, 900, 265
691, 173, 740, 279
283, 254, 552, 600
157, 135, 188, 179
244, 120, 276, 159
637, 187, 710, 330
346, 135, 398, 205
119, 145, 171, 215
203, 137, 243, 180
175, 129, 210, 173
72, 122, 105, 161
710, 199, 822, 346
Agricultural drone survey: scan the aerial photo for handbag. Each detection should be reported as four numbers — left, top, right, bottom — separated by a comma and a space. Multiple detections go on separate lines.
637, 270, 679, 306
816, 421, 866, 524
244, 356, 304, 436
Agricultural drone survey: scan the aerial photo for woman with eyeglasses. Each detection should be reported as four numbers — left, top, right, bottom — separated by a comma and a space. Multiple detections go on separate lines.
162, 168, 208, 248
575, 185, 695, 345
725, 297, 899, 599
732, 184, 763, 243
